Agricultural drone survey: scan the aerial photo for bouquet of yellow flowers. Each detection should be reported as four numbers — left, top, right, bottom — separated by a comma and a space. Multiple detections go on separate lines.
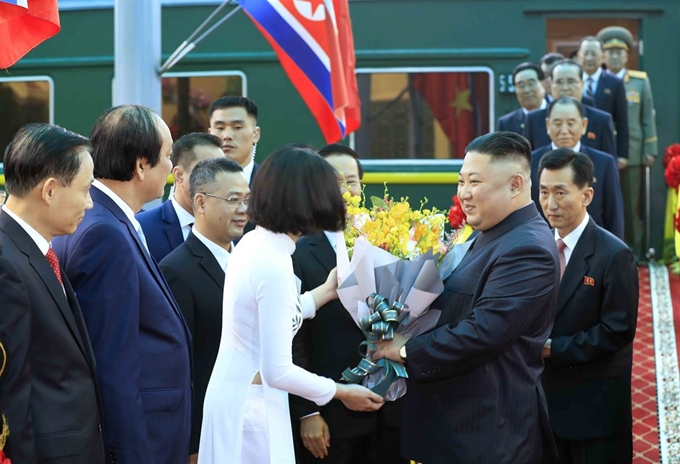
336, 189, 472, 400
343, 190, 449, 260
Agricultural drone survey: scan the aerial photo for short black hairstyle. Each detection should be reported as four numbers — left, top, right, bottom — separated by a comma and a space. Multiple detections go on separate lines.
209, 96, 258, 121
317, 143, 364, 179
538, 148, 595, 189
90, 105, 163, 181
578, 35, 605, 52
189, 157, 243, 200
547, 96, 585, 118
512, 62, 545, 84
171, 132, 221, 168
248, 144, 346, 235
540, 52, 565, 67
551, 59, 584, 79
4, 123, 91, 197
465, 131, 532, 171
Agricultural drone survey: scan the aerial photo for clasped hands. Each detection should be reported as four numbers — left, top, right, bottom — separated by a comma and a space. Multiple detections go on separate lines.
372, 333, 409, 364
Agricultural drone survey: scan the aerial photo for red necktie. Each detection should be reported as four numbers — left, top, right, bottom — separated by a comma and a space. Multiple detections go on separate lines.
46, 247, 63, 286
556, 239, 566, 278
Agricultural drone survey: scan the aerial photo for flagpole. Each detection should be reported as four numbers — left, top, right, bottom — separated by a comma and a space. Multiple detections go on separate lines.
159, 0, 241, 74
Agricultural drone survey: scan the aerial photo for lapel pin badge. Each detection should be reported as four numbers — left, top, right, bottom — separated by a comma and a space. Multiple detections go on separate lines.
584, 276, 595, 286
604, 88, 612, 94
587, 132, 596, 140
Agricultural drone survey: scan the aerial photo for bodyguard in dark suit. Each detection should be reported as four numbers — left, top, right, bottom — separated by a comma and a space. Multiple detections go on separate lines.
374, 132, 559, 464
530, 97, 624, 239
578, 36, 629, 163
291, 144, 406, 464
52, 106, 193, 464
0, 124, 105, 463
138, 133, 224, 262
537, 148, 638, 464
160, 157, 249, 462
497, 62, 546, 134
208, 96, 261, 238
524, 60, 616, 155
540, 52, 565, 102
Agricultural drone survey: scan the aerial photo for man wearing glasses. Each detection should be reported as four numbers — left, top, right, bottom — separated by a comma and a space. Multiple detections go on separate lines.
497, 62, 546, 135
160, 157, 250, 464
138, 133, 225, 262
524, 59, 616, 157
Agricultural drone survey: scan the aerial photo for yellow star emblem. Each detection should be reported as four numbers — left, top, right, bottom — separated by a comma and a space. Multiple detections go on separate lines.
450, 86, 473, 118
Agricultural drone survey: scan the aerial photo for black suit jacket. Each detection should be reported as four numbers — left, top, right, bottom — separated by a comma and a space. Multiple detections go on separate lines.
591, 70, 630, 159
496, 108, 526, 134
523, 105, 616, 156
401, 204, 558, 464
531, 145, 624, 239
542, 218, 638, 440
159, 232, 225, 454
290, 232, 402, 440
0, 211, 105, 463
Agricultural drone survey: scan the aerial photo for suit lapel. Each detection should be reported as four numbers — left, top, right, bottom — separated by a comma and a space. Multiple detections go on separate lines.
161, 200, 184, 250
0, 213, 90, 361
249, 162, 260, 188
309, 232, 336, 274
556, 219, 597, 313
186, 233, 225, 290
92, 188, 189, 329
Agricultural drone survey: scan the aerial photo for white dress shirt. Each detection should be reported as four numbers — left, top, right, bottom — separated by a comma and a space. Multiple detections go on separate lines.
522, 97, 547, 115
242, 159, 255, 184
554, 213, 590, 266
93, 180, 149, 253
551, 141, 582, 153
582, 67, 603, 97
192, 226, 231, 271
170, 195, 195, 240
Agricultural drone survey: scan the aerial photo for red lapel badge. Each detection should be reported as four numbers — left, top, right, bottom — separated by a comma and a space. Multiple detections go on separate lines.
587, 132, 596, 140
584, 276, 595, 286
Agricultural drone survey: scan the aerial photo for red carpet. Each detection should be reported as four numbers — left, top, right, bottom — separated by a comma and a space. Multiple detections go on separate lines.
632, 266, 660, 463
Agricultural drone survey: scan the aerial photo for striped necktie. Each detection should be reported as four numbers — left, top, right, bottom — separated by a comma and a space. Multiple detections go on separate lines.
585, 77, 595, 99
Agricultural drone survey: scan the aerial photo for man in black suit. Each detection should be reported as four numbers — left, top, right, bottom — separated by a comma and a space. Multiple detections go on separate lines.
524, 60, 616, 156
0, 123, 105, 463
291, 144, 407, 464
160, 157, 249, 464
530, 97, 624, 239
540, 52, 565, 102
138, 133, 224, 262
497, 62, 546, 134
375, 132, 559, 464
208, 96, 261, 238
537, 148, 638, 464
577, 36, 629, 166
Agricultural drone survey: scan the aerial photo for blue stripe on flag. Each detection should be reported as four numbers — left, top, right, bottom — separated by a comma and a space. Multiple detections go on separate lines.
0, 0, 28, 7
240, 0, 334, 108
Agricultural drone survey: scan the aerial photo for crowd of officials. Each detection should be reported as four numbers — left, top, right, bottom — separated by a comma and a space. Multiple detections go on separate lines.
0, 26, 642, 464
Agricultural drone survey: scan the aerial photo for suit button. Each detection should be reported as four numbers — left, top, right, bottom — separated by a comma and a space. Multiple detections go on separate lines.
98, 424, 102, 432
191, 381, 194, 389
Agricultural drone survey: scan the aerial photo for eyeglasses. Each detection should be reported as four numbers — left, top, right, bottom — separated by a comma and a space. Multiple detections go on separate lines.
553, 78, 581, 87
200, 193, 249, 208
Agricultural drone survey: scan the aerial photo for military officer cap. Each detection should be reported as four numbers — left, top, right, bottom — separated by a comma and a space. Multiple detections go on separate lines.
597, 26, 634, 51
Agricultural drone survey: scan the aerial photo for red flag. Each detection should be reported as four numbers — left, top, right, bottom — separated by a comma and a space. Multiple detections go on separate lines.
0, 0, 60, 69
333, 0, 360, 134
411, 72, 489, 158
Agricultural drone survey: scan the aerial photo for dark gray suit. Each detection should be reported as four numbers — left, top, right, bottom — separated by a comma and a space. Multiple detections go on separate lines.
0, 211, 105, 463
401, 203, 559, 464
159, 232, 225, 455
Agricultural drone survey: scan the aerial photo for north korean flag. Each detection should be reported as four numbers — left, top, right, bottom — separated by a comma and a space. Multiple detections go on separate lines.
239, 0, 361, 143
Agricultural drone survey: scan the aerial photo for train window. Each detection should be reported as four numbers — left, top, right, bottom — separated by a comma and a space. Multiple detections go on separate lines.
161, 71, 246, 141
354, 68, 493, 159
0, 77, 53, 160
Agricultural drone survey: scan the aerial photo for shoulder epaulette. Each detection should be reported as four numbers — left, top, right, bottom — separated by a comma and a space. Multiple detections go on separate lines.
628, 70, 648, 79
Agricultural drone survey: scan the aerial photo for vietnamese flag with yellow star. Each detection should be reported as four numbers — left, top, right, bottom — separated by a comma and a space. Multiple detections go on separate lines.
411, 72, 489, 158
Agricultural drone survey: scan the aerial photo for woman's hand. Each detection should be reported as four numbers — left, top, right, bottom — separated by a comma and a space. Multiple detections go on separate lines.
309, 267, 339, 309
334, 383, 384, 412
